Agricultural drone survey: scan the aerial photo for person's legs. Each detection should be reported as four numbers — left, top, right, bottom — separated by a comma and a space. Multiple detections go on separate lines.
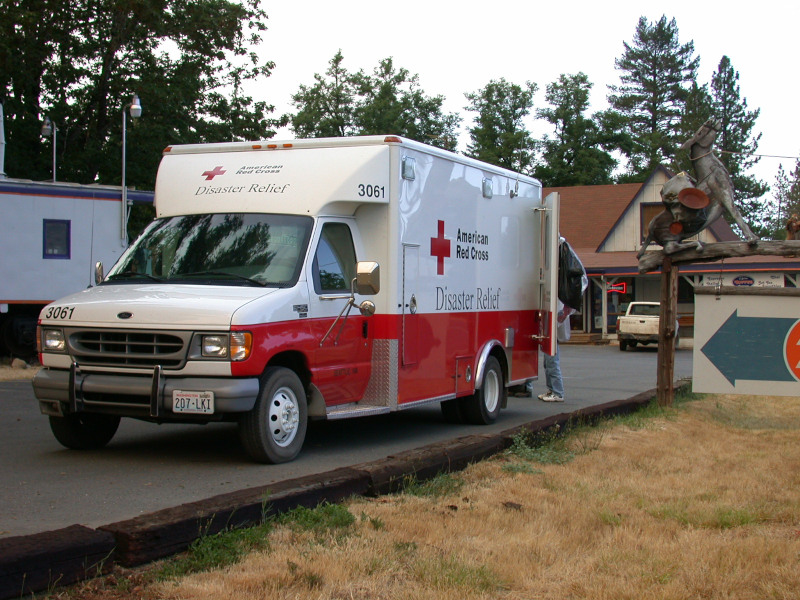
541, 345, 564, 400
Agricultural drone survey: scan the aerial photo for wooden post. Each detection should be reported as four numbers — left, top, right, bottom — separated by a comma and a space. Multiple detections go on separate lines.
657, 256, 678, 406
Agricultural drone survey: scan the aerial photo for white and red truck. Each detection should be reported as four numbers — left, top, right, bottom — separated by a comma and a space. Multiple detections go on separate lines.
32, 135, 559, 463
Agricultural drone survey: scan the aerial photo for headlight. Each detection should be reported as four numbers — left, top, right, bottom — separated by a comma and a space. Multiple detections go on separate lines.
42, 328, 66, 353
201, 335, 228, 358
200, 332, 253, 361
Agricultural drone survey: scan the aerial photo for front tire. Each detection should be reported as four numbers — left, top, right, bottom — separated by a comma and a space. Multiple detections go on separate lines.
463, 356, 504, 425
239, 367, 308, 464
49, 413, 120, 450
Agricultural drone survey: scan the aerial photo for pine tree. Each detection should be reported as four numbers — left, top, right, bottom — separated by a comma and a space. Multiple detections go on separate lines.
674, 82, 712, 172
772, 160, 800, 239
464, 78, 537, 173
709, 55, 768, 228
534, 73, 616, 186
608, 15, 699, 180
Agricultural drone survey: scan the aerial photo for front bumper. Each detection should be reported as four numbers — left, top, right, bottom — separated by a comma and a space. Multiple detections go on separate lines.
33, 364, 259, 420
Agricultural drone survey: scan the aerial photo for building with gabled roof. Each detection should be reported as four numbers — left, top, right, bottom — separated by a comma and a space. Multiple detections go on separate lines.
547, 167, 800, 340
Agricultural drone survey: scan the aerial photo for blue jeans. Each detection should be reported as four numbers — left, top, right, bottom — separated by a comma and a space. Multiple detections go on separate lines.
526, 344, 564, 397
543, 344, 564, 398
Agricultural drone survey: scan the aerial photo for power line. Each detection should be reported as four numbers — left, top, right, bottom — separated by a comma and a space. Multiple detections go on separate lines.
718, 149, 800, 160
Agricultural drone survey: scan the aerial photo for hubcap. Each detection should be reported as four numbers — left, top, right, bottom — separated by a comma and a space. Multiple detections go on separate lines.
484, 369, 500, 412
268, 386, 300, 447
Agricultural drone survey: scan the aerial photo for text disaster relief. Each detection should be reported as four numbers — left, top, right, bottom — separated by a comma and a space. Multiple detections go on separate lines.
32, 135, 559, 464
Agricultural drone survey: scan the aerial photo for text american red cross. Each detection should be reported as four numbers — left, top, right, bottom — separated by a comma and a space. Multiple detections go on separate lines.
202, 166, 227, 180
430, 220, 450, 275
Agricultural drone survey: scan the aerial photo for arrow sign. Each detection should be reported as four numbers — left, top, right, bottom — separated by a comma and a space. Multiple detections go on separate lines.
701, 310, 799, 385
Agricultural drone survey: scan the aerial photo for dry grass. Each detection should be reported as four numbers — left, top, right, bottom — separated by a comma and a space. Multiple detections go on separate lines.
0, 364, 40, 381
56, 394, 800, 600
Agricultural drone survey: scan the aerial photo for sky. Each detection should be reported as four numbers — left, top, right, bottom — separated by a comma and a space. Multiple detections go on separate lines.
249, 0, 799, 191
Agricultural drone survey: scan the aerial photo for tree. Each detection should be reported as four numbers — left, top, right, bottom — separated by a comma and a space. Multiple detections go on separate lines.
0, 0, 282, 190
290, 50, 355, 138
534, 73, 616, 186
708, 55, 768, 229
351, 58, 460, 150
289, 54, 460, 150
464, 78, 537, 173
674, 81, 713, 171
607, 15, 699, 180
771, 160, 800, 239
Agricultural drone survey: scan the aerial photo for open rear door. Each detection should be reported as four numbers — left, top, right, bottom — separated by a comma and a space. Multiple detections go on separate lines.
537, 192, 560, 356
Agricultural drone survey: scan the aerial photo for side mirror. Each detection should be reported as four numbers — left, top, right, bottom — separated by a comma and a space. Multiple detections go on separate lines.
95, 262, 104, 285
355, 261, 380, 295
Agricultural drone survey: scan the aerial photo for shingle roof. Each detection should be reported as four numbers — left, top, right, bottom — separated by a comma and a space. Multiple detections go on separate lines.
544, 183, 642, 251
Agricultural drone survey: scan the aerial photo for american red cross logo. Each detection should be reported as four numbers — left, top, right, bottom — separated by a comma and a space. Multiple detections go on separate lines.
201, 166, 226, 180
430, 219, 450, 275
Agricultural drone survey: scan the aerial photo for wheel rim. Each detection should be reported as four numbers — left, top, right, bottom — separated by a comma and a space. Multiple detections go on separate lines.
268, 385, 300, 447
484, 369, 500, 413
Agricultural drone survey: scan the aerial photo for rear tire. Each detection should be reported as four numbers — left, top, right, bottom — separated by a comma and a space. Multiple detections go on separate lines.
239, 367, 307, 464
619, 340, 628, 351
49, 414, 120, 450
463, 356, 504, 425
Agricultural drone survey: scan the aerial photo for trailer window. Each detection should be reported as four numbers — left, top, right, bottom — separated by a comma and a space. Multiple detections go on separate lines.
312, 223, 357, 293
43, 219, 71, 259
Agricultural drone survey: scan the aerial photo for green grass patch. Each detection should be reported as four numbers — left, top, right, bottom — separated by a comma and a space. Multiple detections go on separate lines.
402, 472, 464, 498
648, 501, 768, 529
157, 521, 273, 580
506, 427, 575, 465
277, 501, 356, 533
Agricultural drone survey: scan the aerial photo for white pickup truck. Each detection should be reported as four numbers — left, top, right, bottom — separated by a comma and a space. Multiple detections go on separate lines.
616, 301, 664, 351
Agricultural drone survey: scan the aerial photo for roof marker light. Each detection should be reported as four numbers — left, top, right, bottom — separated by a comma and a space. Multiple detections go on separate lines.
384, 136, 402, 143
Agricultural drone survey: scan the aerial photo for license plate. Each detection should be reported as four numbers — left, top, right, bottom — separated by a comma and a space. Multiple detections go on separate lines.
172, 390, 215, 414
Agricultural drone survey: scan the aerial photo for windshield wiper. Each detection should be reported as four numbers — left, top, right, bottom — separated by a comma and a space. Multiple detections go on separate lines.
107, 270, 164, 282
176, 270, 267, 287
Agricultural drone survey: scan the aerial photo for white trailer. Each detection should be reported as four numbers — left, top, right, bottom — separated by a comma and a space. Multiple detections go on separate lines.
0, 179, 152, 355
33, 136, 559, 463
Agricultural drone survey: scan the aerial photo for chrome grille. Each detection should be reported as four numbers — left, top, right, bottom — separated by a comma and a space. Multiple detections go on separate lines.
67, 329, 190, 368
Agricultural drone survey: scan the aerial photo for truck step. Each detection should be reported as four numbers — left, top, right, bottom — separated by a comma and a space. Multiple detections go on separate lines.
325, 404, 391, 420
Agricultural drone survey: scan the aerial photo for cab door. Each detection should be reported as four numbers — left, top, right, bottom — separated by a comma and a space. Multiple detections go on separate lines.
306, 220, 373, 405
537, 192, 560, 356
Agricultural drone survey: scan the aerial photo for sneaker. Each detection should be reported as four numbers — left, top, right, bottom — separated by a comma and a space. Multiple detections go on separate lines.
539, 391, 564, 402
537, 390, 552, 401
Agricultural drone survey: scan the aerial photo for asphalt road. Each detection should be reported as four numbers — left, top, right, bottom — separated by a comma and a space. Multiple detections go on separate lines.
0, 344, 693, 538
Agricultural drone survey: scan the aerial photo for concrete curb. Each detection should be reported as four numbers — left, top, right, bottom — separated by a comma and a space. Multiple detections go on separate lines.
0, 383, 676, 599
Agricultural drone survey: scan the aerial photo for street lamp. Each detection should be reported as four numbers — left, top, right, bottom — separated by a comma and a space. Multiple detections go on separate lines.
41, 117, 57, 182
121, 93, 142, 245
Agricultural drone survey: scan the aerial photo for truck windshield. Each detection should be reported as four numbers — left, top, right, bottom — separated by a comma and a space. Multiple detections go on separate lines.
109, 213, 313, 287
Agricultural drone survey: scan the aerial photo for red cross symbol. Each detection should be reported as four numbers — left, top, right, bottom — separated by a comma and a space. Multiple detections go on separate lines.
201, 166, 226, 180
430, 220, 450, 275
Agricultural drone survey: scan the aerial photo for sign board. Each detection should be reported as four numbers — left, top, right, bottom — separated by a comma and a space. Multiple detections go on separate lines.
693, 287, 800, 396
699, 271, 784, 288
